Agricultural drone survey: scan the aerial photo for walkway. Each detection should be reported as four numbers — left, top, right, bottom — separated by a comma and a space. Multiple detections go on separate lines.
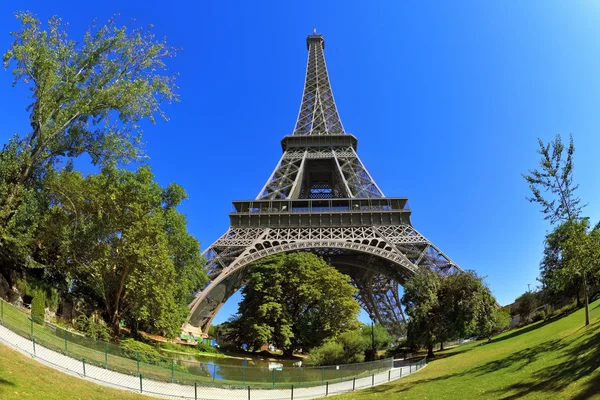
0, 324, 426, 399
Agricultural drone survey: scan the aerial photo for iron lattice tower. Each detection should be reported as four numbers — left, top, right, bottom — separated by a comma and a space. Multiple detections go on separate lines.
184, 33, 462, 337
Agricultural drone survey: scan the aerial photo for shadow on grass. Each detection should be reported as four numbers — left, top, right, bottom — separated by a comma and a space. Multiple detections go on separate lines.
0, 378, 15, 387
361, 321, 600, 399
491, 323, 600, 399
426, 345, 474, 364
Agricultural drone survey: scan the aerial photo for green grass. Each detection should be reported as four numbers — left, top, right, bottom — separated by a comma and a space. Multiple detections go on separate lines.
331, 298, 600, 400
0, 343, 150, 400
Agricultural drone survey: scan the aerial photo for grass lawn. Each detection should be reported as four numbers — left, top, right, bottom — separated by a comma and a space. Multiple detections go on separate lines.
0, 344, 150, 400
331, 298, 600, 400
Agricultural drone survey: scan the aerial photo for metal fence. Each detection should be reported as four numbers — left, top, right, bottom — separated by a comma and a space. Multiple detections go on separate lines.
0, 298, 427, 399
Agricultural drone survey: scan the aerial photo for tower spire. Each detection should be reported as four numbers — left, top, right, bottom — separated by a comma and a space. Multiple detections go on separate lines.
293, 32, 345, 135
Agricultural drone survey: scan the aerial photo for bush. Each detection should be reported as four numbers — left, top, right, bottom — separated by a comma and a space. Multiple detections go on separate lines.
160, 342, 220, 355
30, 291, 45, 324
531, 311, 545, 323
305, 330, 368, 366
305, 340, 344, 366
120, 338, 171, 366
385, 339, 408, 358
75, 314, 111, 341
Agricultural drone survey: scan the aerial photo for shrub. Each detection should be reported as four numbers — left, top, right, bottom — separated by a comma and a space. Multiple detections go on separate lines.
75, 314, 111, 341
120, 338, 170, 366
385, 339, 408, 358
531, 310, 546, 323
30, 291, 45, 324
304, 340, 344, 366
305, 330, 368, 366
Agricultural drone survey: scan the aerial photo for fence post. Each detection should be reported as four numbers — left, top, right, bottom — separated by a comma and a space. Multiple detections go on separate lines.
171, 359, 175, 383
400, 367, 402, 378
139, 373, 143, 393
247, 385, 251, 400
291, 384, 294, 400
272, 368, 275, 388
82, 358, 86, 377
64, 329, 68, 354
194, 382, 197, 400
1, 299, 4, 324
243, 364, 246, 386
30, 317, 33, 338
352, 377, 355, 391
321, 366, 324, 385
326, 381, 329, 396
136, 352, 140, 376
388, 370, 391, 382
212, 363, 216, 387
298, 365, 301, 386
410, 364, 412, 374
32, 338, 36, 356
104, 342, 108, 368
372, 374, 374, 386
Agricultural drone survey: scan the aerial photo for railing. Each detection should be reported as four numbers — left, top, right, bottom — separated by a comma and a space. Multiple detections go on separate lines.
0, 298, 428, 399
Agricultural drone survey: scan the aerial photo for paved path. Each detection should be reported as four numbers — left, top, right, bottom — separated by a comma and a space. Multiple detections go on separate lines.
0, 324, 425, 399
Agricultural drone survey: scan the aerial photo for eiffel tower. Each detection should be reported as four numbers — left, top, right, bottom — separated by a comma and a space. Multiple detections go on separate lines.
183, 32, 462, 337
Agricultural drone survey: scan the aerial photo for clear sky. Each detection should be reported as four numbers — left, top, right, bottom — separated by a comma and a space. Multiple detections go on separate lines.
1, 1, 600, 325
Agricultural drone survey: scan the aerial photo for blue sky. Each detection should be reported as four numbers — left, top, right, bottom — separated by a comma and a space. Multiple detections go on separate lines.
1, 1, 600, 325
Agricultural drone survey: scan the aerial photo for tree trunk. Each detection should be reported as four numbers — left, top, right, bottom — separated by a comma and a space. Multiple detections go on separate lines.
427, 343, 434, 358
584, 273, 590, 326
440, 341, 444, 351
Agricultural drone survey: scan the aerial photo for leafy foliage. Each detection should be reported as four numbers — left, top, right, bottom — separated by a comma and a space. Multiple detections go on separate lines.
515, 291, 538, 323
38, 166, 205, 338
522, 134, 598, 325
522, 134, 583, 225
304, 330, 368, 366
75, 313, 111, 341
30, 290, 45, 323
402, 269, 441, 357
402, 269, 499, 356
0, 11, 178, 275
360, 323, 393, 351
228, 253, 360, 354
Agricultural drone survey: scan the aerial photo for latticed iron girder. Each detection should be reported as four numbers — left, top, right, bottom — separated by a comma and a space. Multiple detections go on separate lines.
183, 224, 461, 336
257, 146, 384, 200
293, 35, 344, 136
182, 33, 465, 338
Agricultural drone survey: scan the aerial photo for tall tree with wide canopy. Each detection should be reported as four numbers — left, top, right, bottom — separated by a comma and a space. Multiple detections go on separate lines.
402, 269, 499, 357
402, 269, 441, 358
0, 12, 178, 277
229, 253, 360, 355
38, 165, 205, 337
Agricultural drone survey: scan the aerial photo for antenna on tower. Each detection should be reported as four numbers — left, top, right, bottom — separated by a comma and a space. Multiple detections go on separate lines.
313, 27, 317, 34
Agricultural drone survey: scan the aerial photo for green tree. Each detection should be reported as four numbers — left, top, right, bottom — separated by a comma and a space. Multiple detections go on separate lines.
515, 291, 538, 324
0, 12, 178, 270
558, 219, 600, 326
522, 134, 582, 224
402, 269, 441, 358
229, 253, 360, 355
39, 165, 205, 337
476, 298, 509, 342
522, 134, 595, 325
541, 222, 585, 307
403, 269, 500, 356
